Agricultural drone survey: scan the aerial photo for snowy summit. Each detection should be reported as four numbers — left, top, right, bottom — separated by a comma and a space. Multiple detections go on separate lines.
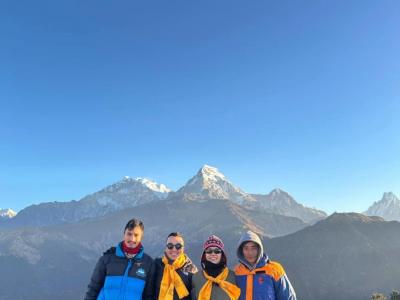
365, 192, 400, 221
176, 164, 256, 204
0, 208, 17, 219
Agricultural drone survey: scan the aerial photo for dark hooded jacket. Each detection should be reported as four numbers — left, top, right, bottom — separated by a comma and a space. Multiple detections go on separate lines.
234, 231, 297, 300
85, 242, 155, 300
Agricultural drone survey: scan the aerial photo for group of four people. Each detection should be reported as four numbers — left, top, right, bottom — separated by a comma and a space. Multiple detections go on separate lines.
85, 218, 297, 300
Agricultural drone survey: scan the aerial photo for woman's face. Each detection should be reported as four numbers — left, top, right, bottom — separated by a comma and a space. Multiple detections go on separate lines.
165, 236, 184, 261
205, 247, 222, 264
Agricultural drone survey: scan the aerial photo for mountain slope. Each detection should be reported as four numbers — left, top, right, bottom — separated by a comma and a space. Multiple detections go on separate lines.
266, 213, 400, 300
252, 188, 327, 223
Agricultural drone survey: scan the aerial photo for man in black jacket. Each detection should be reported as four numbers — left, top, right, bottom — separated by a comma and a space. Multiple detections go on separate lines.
85, 218, 155, 300
153, 232, 197, 300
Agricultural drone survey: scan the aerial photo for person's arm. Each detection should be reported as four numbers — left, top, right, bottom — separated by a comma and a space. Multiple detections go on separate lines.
142, 258, 156, 300
190, 273, 198, 300
274, 273, 297, 300
84, 256, 107, 300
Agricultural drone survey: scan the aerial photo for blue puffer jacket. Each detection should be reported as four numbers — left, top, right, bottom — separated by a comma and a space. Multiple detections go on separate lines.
85, 242, 155, 300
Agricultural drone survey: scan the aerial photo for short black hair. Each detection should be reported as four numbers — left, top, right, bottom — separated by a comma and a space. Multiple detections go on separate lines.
124, 218, 144, 232
166, 232, 184, 241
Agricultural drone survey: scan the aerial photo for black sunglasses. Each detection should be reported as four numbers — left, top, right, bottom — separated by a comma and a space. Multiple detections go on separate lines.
205, 248, 222, 255
166, 243, 183, 250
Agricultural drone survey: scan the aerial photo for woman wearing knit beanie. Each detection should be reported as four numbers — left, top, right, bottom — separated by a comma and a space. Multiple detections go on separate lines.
154, 232, 198, 300
191, 235, 241, 300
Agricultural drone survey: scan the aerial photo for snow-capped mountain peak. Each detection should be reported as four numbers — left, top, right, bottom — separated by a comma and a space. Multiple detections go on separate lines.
365, 192, 400, 221
0, 208, 17, 219
175, 165, 256, 205
270, 188, 283, 196
103, 176, 171, 195
136, 178, 171, 193
199, 164, 226, 180
185, 165, 226, 187
381, 192, 398, 203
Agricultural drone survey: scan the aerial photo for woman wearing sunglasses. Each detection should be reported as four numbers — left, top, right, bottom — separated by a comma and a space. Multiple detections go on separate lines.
191, 235, 240, 300
154, 232, 198, 300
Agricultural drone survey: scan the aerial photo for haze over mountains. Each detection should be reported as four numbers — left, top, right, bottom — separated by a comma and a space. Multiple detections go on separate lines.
0, 165, 399, 299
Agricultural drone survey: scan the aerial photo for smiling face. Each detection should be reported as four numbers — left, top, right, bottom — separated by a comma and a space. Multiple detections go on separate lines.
242, 241, 259, 264
204, 247, 222, 264
165, 235, 184, 261
123, 226, 143, 248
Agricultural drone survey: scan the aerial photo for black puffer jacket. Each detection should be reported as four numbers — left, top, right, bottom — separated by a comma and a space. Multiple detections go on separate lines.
85, 243, 155, 300
153, 255, 198, 300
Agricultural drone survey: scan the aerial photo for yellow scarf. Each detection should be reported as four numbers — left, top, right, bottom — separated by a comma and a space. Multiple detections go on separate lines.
158, 254, 190, 300
198, 267, 241, 300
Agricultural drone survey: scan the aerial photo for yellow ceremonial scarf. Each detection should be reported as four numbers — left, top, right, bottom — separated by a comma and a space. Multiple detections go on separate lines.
198, 267, 241, 300
158, 254, 190, 300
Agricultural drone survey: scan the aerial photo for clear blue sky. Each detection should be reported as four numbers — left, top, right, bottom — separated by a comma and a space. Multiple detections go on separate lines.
1, 0, 399, 213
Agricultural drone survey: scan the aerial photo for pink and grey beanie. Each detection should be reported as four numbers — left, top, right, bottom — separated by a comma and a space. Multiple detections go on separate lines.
203, 235, 225, 251
201, 235, 227, 265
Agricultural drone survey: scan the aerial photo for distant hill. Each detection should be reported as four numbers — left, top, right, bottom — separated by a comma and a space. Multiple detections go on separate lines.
266, 213, 400, 300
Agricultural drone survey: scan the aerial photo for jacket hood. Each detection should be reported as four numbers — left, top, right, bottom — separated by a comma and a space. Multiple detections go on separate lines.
236, 230, 266, 270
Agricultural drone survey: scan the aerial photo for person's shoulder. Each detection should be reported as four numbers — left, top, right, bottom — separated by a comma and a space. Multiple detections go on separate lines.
265, 260, 286, 281
226, 268, 236, 281
192, 269, 204, 280
153, 257, 164, 268
95, 247, 116, 264
141, 252, 155, 263
234, 263, 248, 275
103, 247, 116, 256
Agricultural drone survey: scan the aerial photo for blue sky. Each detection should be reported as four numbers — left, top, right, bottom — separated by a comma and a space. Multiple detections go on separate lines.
1, 0, 399, 213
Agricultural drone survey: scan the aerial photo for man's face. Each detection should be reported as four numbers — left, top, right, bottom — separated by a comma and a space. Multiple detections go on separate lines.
165, 236, 184, 261
242, 241, 259, 264
123, 226, 143, 248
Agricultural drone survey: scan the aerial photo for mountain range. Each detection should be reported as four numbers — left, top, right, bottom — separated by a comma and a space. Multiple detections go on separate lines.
0, 165, 399, 299
1, 177, 171, 228
1, 165, 326, 228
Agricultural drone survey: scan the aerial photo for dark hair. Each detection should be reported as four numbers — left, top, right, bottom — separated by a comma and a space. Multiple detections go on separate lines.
166, 232, 184, 241
124, 218, 144, 232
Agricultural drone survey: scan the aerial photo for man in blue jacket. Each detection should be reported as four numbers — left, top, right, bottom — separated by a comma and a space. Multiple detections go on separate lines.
85, 218, 155, 300
234, 231, 296, 300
